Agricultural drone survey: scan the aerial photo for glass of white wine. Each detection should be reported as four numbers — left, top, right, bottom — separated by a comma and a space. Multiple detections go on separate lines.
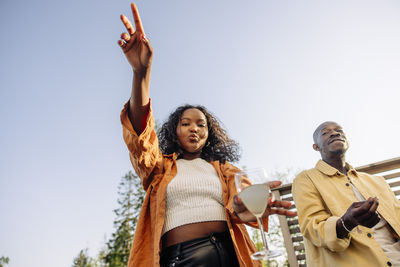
235, 168, 283, 260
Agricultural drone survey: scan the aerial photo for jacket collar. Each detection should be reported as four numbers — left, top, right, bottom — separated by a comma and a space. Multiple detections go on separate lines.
315, 159, 358, 177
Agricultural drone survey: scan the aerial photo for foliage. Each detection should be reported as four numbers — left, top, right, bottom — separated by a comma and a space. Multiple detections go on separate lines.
249, 221, 280, 267
72, 248, 108, 267
72, 171, 145, 267
71, 249, 96, 267
102, 171, 145, 267
0, 256, 9, 267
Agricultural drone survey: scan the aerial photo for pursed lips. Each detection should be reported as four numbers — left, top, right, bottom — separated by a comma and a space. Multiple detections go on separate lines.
189, 134, 199, 141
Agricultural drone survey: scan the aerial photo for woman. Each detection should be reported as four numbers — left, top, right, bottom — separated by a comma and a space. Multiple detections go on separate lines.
118, 3, 295, 266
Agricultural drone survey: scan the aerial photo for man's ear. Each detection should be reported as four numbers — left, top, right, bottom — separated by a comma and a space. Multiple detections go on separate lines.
313, 143, 320, 151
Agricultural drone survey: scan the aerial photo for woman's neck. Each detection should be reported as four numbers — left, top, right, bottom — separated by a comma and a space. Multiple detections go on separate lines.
180, 152, 202, 161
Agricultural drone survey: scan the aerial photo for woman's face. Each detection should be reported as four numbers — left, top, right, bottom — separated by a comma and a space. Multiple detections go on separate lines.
176, 108, 209, 159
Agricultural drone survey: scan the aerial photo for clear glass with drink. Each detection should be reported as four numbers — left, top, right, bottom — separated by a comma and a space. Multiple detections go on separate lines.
235, 168, 283, 260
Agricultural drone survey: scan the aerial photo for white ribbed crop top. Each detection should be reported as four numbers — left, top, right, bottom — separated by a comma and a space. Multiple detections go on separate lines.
162, 158, 227, 235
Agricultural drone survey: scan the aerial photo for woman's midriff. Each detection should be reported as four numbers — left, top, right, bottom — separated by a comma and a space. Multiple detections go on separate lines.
161, 221, 229, 249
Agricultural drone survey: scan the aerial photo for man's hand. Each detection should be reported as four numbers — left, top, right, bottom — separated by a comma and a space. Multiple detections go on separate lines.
342, 197, 380, 230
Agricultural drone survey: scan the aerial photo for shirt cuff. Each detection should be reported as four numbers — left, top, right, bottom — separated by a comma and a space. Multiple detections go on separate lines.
324, 216, 351, 252
120, 99, 152, 137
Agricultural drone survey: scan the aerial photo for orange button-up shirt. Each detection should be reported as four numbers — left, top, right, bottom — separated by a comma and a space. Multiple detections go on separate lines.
121, 102, 264, 267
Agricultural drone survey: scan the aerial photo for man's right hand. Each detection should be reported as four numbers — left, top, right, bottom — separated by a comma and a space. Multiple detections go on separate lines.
342, 197, 380, 230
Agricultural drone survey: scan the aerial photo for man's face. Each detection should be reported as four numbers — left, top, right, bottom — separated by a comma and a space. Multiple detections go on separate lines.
313, 122, 349, 158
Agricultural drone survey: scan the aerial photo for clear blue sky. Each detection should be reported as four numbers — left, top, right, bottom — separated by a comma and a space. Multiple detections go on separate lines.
1, 1, 399, 266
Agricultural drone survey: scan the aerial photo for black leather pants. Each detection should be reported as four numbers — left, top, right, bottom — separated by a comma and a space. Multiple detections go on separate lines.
160, 232, 240, 267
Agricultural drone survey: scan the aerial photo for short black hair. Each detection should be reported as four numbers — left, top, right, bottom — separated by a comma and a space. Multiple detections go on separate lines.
313, 121, 337, 143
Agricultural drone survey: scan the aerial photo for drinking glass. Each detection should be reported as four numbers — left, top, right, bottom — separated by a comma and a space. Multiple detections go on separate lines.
235, 168, 283, 260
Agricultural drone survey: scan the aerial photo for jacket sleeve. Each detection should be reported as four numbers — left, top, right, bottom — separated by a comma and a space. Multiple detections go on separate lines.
120, 100, 163, 190
292, 171, 350, 252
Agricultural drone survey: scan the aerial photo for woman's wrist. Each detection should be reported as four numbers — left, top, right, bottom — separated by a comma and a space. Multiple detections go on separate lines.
133, 66, 151, 77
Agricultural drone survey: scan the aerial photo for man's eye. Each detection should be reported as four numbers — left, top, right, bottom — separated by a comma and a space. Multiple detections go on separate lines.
322, 132, 327, 135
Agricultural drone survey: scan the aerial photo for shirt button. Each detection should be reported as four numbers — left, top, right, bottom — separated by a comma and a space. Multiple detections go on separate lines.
175, 257, 179, 260
211, 236, 216, 242
387, 262, 392, 266
345, 183, 350, 187
367, 233, 372, 238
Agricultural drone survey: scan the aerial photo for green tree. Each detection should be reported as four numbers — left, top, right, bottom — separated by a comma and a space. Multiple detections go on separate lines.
73, 171, 145, 267
103, 171, 145, 267
0, 256, 9, 267
72, 249, 95, 267
73, 122, 160, 266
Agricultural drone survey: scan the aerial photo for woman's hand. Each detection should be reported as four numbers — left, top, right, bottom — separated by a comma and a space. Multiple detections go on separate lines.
118, 3, 153, 73
233, 181, 297, 223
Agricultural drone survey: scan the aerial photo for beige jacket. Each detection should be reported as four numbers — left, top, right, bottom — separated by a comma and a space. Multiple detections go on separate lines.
293, 160, 400, 267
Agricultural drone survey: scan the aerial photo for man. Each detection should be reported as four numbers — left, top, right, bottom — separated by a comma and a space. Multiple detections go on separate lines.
292, 121, 400, 266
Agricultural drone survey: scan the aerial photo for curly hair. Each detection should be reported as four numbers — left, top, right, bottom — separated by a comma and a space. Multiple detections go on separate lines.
158, 105, 241, 163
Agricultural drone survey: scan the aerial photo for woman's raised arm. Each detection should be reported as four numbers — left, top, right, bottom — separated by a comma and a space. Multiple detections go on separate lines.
118, 3, 153, 134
